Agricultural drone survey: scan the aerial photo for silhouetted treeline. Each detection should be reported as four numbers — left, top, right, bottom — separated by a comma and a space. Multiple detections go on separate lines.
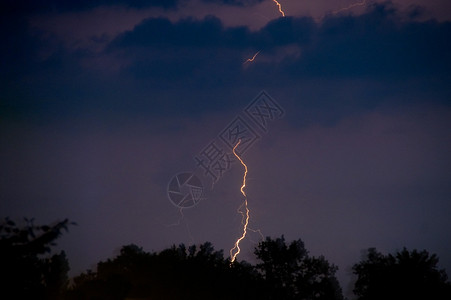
353, 247, 451, 300
0, 218, 73, 299
68, 243, 264, 300
67, 236, 343, 300
1, 218, 451, 300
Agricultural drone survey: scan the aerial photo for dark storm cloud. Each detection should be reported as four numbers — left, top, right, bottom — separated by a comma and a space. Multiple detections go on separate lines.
108, 16, 252, 90
0, 15, 94, 120
293, 4, 451, 79
111, 16, 252, 48
201, 0, 264, 6
255, 16, 316, 47
95, 3, 451, 130
109, 3, 451, 91
0, 0, 178, 15
1, 2, 450, 122
0, 16, 36, 78
110, 14, 315, 51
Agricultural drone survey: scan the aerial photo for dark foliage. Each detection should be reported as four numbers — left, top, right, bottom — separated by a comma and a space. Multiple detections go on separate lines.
68, 242, 265, 300
5, 217, 450, 300
353, 247, 451, 300
255, 236, 343, 300
0, 217, 72, 299
68, 236, 343, 300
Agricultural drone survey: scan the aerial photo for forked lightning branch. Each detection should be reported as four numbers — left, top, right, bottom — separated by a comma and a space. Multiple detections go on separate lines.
166, 90, 284, 261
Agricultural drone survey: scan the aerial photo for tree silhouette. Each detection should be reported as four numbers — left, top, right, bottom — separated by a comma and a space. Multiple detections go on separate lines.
68, 242, 265, 300
0, 218, 72, 299
353, 247, 451, 300
254, 235, 344, 300
69, 237, 346, 300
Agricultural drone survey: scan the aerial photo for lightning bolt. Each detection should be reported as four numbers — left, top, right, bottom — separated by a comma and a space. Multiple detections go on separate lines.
167, 207, 185, 227
230, 139, 251, 263
243, 51, 260, 64
331, 0, 367, 15
166, 208, 195, 244
272, 0, 285, 17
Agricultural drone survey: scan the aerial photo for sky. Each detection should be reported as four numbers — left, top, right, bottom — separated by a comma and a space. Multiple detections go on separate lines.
1, 0, 451, 297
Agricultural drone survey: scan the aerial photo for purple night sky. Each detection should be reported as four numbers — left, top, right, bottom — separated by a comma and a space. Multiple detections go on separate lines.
1, 0, 450, 297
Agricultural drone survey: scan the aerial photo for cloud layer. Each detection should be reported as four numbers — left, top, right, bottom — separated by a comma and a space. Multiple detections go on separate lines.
2, 2, 450, 124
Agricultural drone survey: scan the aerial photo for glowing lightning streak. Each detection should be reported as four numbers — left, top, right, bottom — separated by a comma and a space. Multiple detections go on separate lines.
166, 208, 195, 244
272, 0, 285, 17
331, 0, 367, 15
230, 140, 250, 263
243, 51, 260, 64
241, 1, 284, 65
